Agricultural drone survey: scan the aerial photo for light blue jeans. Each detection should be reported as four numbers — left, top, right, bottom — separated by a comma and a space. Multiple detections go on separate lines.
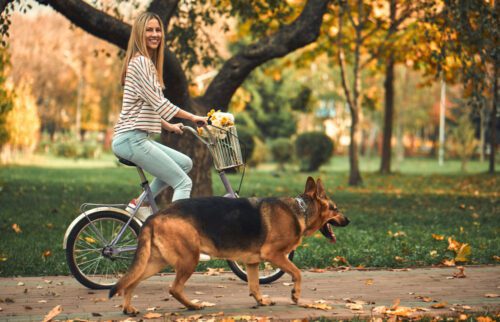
112, 130, 193, 201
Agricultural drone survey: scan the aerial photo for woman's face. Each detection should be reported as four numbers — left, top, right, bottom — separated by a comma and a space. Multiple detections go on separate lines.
145, 18, 162, 54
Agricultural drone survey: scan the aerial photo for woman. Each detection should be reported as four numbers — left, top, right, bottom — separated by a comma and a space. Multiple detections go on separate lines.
112, 12, 207, 218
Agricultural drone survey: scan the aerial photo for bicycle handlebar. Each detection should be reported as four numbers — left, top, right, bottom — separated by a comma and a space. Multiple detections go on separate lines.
181, 125, 212, 145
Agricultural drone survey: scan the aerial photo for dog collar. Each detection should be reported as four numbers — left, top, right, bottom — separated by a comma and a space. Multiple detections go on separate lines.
295, 196, 307, 213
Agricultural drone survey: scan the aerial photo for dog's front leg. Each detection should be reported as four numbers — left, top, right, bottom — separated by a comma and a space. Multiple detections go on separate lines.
265, 255, 302, 304
246, 263, 275, 306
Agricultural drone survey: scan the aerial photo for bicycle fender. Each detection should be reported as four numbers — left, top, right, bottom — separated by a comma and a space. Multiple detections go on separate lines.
62, 207, 143, 249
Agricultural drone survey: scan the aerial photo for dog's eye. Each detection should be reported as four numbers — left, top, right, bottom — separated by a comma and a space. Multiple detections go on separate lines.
329, 205, 338, 211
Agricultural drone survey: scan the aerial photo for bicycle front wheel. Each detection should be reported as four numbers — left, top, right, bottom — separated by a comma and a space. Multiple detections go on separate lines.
226, 251, 294, 284
66, 210, 141, 289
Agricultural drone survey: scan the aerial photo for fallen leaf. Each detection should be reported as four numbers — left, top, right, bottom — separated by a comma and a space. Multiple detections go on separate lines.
416, 296, 433, 302
24, 305, 32, 310
314, 299, 327, 304
346, 303, 363, 310
200, 301, 216, 307
431, 302, 447, 308
17, 282, 25, 286
432, 234, 444, 240
91, 298, 107, 303
283, 282, 293, 286
365, 279, 374, 285
455, 244, 471, 262
459, 314, 468, 320
476, 317, 494, 322
429, 250, 438, 257
146, 307, 158, 311
333, 256, 349, 265
143, 312, 162, 319
447, 237, 462, 252
387, 306, 415, 317
493, 255, 500, 261
91, 312, 102, 317
12, 224, 22, 234
42, 250, 52, 259
216, 285, 226, 288
415, 307, 430, 311
301, 303, 333, 311
38, 300, 47, 303
441, 258, 455, 266
4, 298, 14, 303
42, 305, 62, 322
394, 256, 405, 262
372, 306, 387, 314
484, 293, 499, 298
194, 291, 205, 295
204, 268, 225, 276
390, 299, 401, 310
452, 266, 466, 278
309, 268, 325, 273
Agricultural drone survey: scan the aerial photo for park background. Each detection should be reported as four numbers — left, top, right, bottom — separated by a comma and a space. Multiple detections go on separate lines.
0, 0, 498, 277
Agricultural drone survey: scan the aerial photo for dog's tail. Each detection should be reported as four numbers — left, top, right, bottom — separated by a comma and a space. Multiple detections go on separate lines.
109, 224, 152, 299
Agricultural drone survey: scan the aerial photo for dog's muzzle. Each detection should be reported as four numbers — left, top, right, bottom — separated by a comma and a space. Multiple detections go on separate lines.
320, 217, 350, 243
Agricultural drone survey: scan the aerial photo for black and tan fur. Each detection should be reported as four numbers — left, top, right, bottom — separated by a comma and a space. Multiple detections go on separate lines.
109, 177, 349, 315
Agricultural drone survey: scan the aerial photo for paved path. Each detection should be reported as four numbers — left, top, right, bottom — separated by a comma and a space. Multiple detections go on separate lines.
0, 266, 498, 321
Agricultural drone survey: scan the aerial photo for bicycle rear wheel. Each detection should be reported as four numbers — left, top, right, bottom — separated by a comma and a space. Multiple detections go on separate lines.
226, 251, 294, 284
66, 210, 141, 289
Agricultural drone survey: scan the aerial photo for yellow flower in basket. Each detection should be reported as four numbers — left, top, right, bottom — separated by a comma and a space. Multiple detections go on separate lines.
201, 109, 235, 139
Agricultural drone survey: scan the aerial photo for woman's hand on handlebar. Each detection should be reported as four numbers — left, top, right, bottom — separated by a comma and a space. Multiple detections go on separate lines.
162, 121, 184, 134
191, 115, 208, 127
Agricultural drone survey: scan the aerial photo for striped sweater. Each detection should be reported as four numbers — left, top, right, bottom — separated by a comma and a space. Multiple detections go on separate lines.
113, 55, 180, 136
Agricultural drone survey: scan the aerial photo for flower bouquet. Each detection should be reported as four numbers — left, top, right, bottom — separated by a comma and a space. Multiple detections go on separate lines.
197, 109, 235, 140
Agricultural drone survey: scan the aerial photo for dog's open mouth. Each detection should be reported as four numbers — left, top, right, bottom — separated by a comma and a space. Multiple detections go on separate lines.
320, 223, 336, 243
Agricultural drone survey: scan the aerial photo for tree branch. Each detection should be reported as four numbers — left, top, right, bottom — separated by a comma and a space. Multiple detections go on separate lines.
34, 0, 130, 49
201, 0, 330, 109
337, 7, 355, 113
147, 0, 179, 30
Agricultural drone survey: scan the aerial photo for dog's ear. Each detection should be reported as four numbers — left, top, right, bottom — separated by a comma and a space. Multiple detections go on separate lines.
304, 176, 316, 197
316, 178, 326, 198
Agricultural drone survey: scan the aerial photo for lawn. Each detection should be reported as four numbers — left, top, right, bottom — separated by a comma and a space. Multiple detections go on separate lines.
0, 154, 498, 277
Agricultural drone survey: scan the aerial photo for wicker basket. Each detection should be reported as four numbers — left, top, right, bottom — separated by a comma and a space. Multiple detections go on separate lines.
207, 126, 243, 171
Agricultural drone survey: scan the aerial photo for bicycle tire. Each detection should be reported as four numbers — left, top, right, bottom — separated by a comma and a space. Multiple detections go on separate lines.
66, 210, 141, 290
226, 251, 295, 284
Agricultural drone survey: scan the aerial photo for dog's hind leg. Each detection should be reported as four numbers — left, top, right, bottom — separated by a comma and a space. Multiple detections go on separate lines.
264, 254, 302, 304
246, 263, 275, 306
169, 257, 202, 310
122, 259, 166, 315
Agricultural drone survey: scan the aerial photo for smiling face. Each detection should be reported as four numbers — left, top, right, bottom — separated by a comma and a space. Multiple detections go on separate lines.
145, 18, 162, 56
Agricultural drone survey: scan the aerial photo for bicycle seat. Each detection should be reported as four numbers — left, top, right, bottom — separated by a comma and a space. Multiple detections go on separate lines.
117, 157, 136, 167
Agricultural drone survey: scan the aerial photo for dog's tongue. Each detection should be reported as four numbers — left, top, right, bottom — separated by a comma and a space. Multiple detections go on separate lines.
320, 223, 337, 243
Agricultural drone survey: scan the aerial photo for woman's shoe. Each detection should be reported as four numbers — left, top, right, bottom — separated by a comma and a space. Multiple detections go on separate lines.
126, 199, 152, 222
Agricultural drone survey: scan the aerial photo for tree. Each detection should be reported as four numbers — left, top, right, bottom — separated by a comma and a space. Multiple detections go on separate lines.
1, 0, 331, 197
424, 0, 498, 174
0, 46, 13, 150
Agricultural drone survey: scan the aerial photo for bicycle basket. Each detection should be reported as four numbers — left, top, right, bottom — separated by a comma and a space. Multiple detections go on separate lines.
206, 125, 243, 171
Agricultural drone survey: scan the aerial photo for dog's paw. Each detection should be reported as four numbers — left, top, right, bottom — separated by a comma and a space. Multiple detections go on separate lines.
291, 289, 300, 304
123, 306, 139, 316
187, 303, 204, 310
258, 298, 276, 306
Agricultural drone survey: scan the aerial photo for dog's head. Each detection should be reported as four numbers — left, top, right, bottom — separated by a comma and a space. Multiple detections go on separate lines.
303, 177, 349, 243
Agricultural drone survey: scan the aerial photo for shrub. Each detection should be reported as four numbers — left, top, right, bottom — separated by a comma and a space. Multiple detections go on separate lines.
295, 132, 334, 171
53, 132, 80, 158
270, 138, 293, 171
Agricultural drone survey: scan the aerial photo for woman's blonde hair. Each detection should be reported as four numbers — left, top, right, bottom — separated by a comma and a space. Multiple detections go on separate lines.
121, 12, 165, 88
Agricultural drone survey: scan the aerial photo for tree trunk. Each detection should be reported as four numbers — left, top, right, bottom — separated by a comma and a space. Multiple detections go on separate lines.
489, 65, 498, 174
349, 108, 362, 185
380, 53, 395, 174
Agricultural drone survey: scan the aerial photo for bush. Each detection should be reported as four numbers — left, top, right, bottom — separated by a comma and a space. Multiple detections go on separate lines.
295, 132, 334, 171
270, 138, 293, 171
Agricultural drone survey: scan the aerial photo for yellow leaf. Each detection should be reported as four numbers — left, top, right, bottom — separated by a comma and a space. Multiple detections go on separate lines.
365, 279, 374, 285
42, 250, 52, 258
42, 305, 62, 322
452, 266, 466, 278
484, 293, 499, 298
432, 234, 444, 240
143, 312, 162, 319
493, 255, 500, 262
301, 303, 332, 310
441, 258, 455, 266
447, 237, 462, 251
84, 237, 97, 244
394, 256, 405, 262
309, 268, 325, 273
455, 244, 471, 262
476, 317, 494, 322
12, 224, 22, 234
431, 302, 447, 309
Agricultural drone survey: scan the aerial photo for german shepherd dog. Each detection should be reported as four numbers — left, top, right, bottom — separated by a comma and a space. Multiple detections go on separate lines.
109, 177, 349, 315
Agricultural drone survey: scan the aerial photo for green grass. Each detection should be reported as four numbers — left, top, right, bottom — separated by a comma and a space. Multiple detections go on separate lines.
0, 154, 498, 277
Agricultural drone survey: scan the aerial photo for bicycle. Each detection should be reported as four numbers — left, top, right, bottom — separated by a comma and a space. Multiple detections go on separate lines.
63, 123, 294, 290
